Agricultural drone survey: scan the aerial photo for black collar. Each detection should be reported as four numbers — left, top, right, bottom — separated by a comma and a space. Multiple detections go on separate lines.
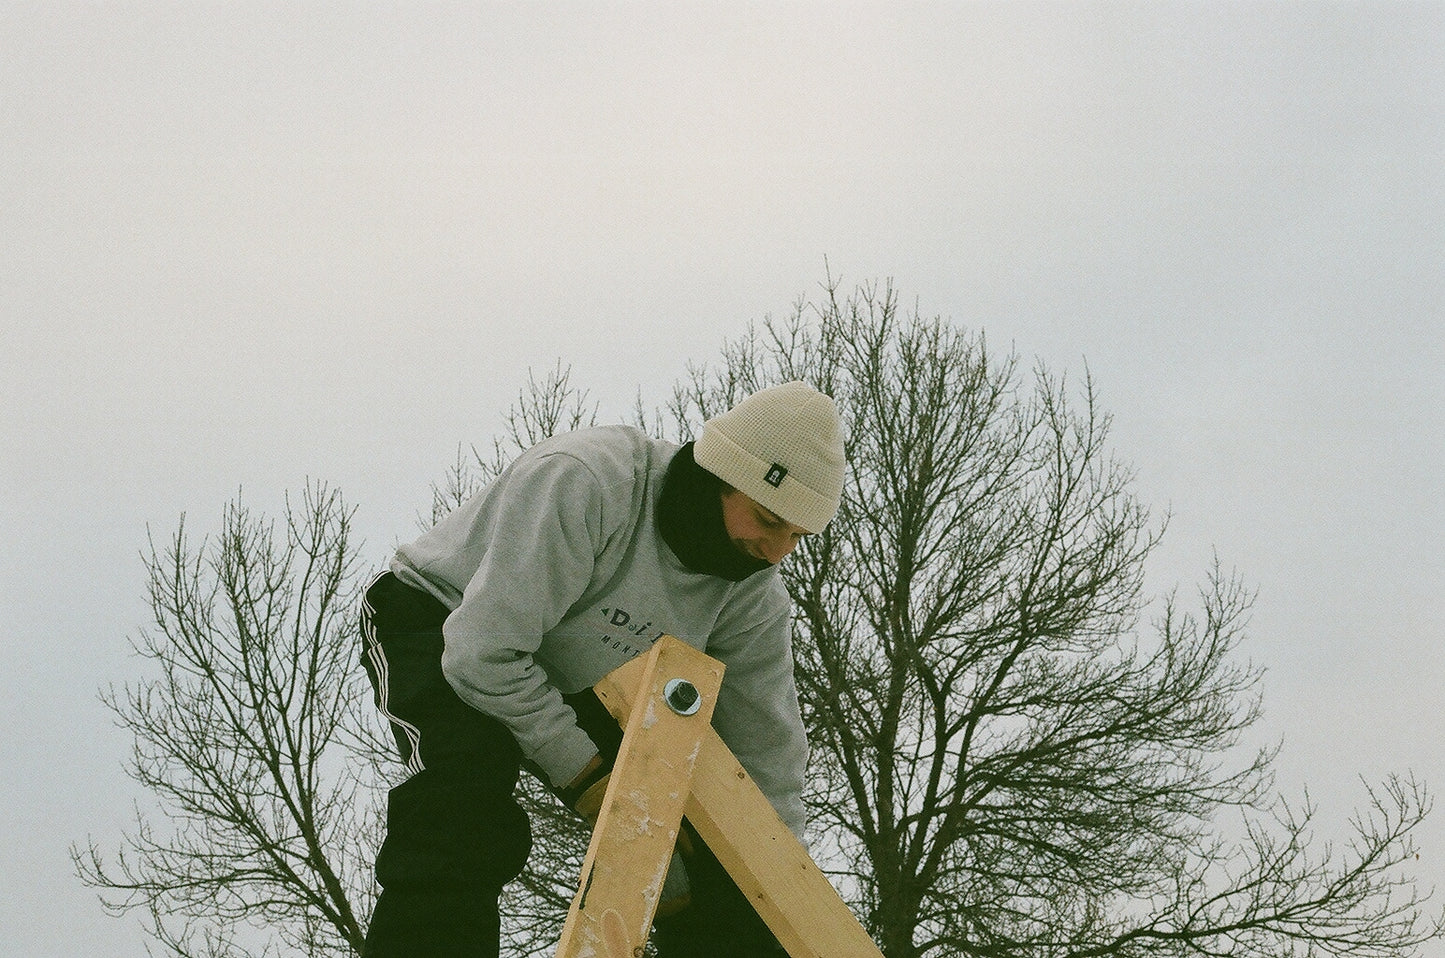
657, 443, 772, 582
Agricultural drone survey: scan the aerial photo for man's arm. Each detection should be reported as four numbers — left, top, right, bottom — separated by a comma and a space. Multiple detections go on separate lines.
435, 450, 608, 787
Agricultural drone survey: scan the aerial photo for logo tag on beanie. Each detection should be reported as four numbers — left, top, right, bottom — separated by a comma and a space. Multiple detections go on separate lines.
764, 463, 788, 487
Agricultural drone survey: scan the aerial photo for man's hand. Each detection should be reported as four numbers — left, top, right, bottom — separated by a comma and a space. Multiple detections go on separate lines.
560, 753, 609, 821
565, 753, 604, 791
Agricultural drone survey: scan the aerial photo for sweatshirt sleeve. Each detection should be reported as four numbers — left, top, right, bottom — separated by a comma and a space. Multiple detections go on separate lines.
706, 583, 809, 839
436, 449, 609, 787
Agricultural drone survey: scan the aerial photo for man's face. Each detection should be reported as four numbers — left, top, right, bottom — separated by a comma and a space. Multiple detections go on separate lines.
719, 488, 810, 565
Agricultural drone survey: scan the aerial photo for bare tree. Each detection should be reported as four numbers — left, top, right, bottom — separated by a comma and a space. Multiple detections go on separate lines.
429, 360, 601, 522
73, 483, 383, 957
660, 278, 1442, 958
78, 283, 1441, 958
74, 371, 599, 958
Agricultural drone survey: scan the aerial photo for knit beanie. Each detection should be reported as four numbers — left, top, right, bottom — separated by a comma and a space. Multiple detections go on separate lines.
693, 381, 847, 534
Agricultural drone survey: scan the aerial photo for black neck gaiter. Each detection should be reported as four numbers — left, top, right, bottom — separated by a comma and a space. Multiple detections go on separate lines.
657, 442, 772, 582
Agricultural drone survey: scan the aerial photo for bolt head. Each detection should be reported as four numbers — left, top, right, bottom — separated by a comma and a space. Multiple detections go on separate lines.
664, 678, 701, 716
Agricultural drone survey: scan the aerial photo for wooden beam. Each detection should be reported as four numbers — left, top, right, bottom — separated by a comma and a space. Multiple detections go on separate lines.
594, 649, 885, 958
555, 636, 724, 958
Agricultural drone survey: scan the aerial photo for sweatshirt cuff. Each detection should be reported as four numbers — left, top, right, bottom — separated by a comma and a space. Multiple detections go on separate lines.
536, 724, 604, 789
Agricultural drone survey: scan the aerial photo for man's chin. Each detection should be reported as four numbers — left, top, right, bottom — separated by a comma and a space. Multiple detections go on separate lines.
731, 540, 767, 563
738, 543, 779, 565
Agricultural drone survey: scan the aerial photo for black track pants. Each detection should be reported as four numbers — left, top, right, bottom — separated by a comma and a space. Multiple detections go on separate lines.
358, 572, 784, 958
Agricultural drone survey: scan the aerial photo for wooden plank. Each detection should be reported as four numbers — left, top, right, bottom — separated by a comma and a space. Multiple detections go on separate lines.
555, 636, 725, 958
594, 654, 885, 958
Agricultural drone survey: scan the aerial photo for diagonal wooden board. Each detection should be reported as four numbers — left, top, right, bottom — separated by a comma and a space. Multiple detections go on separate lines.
555, 635, 724, 958
586, 636, 886, 958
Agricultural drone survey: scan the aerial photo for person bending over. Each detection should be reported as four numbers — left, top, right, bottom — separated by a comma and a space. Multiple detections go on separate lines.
359, 381, 846, 958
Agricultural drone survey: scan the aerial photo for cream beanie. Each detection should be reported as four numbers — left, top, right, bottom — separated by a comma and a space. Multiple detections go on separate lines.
694, 381, 847, 534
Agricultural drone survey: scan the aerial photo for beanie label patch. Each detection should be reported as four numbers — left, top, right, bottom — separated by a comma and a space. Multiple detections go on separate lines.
764, 463, 788, 488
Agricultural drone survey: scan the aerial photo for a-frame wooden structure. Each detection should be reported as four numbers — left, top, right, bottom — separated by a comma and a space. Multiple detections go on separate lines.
554, 635, 885, 958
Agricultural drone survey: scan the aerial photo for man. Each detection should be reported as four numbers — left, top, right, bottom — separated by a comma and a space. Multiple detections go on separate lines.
359, 380, 847, 957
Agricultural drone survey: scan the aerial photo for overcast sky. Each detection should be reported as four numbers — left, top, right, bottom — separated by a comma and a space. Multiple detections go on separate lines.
3, 3, 1442, 955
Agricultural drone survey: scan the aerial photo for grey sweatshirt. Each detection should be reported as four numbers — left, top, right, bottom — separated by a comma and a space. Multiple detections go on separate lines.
389, 425, 808, 836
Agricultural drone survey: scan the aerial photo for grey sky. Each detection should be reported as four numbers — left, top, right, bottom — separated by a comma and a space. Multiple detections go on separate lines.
3, 3, 1442, 955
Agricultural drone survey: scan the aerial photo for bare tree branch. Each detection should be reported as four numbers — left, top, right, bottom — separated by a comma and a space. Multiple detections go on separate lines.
74, 483, 381, 957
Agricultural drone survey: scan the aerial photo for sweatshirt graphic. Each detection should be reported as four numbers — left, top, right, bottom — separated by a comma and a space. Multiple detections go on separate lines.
389, 425, 808, 837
